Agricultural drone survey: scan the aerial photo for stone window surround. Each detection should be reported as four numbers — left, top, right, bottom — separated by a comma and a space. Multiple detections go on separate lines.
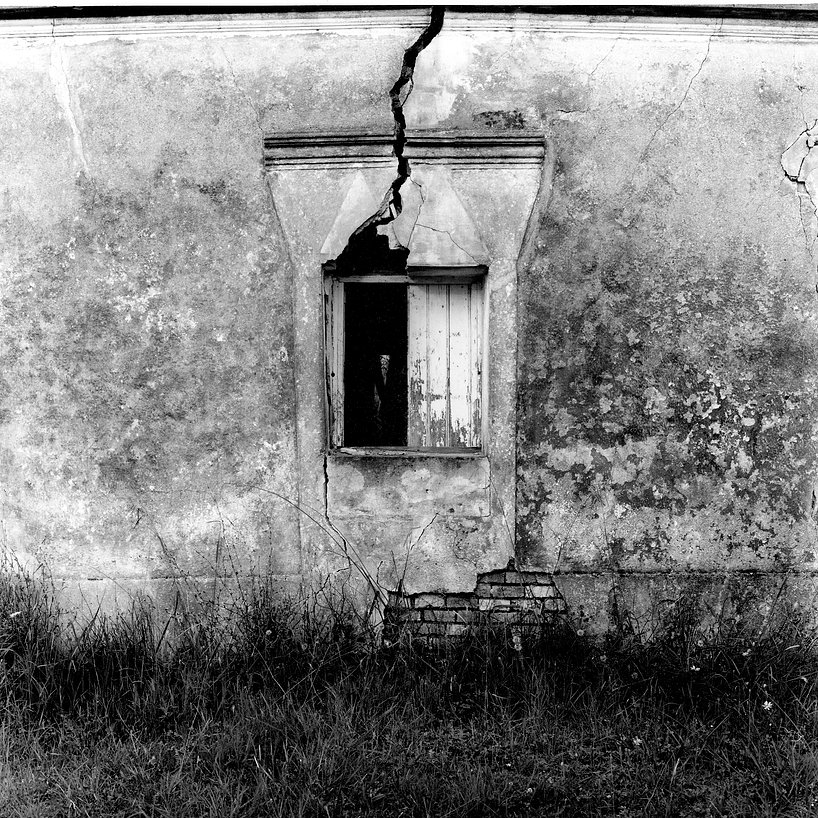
266, 130, 551, 590
323, 271, 487, 454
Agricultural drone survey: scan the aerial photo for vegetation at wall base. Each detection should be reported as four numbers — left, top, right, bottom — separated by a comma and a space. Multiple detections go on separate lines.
1, 569, 817, 817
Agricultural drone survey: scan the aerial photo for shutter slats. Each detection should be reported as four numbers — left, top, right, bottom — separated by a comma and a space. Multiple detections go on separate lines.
448, 283, 472, 447
407, 283, 482, 449
470, 283, 483, 448
426, 284, 449, 447
407, 286, 427, 447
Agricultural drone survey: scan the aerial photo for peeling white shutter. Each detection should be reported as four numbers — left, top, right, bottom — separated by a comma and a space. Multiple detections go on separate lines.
407, 282, 482, 448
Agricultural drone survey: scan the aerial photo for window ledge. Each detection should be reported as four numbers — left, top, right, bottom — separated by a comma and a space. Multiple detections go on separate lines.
330, 446, 485, 459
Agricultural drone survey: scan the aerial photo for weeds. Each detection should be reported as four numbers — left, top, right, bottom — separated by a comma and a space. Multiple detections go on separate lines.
0, 566, 817, 816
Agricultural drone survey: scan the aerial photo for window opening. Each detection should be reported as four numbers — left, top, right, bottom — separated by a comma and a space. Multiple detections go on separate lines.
320, 168, 490, 454
325, 274, 484, 453
344, 283, 408, 446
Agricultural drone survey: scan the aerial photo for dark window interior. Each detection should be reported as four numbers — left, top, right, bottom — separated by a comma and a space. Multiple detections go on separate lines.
343, 284, 408, 446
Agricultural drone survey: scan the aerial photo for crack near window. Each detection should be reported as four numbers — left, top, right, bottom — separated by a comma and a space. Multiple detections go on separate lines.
414, 222, 480, 265
331, 8, 444, 270
640, 19, 722, 161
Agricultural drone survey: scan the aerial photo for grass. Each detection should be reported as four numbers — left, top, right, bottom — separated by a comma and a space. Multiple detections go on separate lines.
0, 569, 817, 816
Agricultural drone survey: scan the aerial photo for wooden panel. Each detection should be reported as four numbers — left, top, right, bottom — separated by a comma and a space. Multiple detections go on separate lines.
407, 286, 427, 447
426, 284, 449, 447
407, 282, 483, 449
448, 284, 472, 447
470, 282, 483, 448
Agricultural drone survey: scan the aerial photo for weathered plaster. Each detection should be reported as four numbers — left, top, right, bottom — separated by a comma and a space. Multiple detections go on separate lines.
269, 152, 540, 596
782, 120, 818, 269
3, 11, 818, 627
0, 23, 320, 609
512, 28, 818, 595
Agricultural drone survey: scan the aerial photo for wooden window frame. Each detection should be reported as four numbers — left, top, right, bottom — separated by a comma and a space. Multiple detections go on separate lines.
323, 269, 488, 457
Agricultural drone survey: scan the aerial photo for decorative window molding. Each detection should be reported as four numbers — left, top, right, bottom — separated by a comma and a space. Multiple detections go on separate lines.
324, 274, 485, 454
321, 161, 492, 454
265, 128, 546, 462
264, 130, 545, 170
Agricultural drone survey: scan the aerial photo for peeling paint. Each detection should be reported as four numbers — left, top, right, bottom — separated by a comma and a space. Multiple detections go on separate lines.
48, 39, 89, 175
4, 13, 818, 629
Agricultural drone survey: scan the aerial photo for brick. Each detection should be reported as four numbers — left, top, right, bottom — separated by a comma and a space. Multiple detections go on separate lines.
485, 609, 543, 625
505, 572, 558, 588
477, 570, 556, 587
413, 593, 446, 608
444, 594, 477, 610
525, 572, 556, 585
528, 584, 557, 598
477, 584, 527, 599
422, 608, 473, 624
477, 598, 515, 612
515, 598, 541, 612
414, 622, 450, 637
479, 598, 539, 612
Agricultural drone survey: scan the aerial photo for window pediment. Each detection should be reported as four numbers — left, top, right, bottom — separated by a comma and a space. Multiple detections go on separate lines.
266, 128, 547, 455
267, 128, 545, 271
319, 166, 488, 272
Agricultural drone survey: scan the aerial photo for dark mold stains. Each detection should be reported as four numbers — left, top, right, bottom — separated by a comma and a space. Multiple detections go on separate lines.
472, 109, 526, 129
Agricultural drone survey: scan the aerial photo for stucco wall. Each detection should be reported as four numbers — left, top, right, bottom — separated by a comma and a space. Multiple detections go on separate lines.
510, 24, 818, 573
3, 11, 818, 626
0, 17, 318, 608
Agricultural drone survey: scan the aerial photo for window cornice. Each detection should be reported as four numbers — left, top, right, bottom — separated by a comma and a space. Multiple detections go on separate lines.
264, 130, 545, 171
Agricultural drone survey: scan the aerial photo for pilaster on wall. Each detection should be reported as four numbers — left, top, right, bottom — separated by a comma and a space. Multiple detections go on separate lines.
266, 130, 546, 596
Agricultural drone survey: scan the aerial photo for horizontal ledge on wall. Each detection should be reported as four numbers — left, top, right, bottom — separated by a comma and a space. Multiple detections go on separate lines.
549, 568, 818, 576
5, 12, 818, 42
55, 573, 305, 583
331, 447, 485, 459
321, 269, 487, 282
264, 130, 546, 170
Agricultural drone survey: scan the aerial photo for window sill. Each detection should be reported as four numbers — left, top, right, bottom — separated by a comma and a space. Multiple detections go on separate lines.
330, 446, 485, 459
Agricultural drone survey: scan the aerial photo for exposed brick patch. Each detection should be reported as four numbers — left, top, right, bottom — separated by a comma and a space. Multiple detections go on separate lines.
385, 562, 567, 642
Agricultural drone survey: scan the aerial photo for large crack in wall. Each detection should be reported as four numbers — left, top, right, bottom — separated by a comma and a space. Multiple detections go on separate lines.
324, 8, 444, 522
781, 120, 818, 261
333, 7, 444, 274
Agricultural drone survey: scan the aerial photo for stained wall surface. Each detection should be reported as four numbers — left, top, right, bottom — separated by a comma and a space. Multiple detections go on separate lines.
2, 11, 818, 626
500, 19, 818, 627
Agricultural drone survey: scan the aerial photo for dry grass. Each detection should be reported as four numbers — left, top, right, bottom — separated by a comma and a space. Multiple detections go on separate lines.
0, 568, 816, 817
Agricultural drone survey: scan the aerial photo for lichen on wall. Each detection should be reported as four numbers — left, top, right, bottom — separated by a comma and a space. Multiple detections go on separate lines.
5, 12, 818, 627
515, 27, 818, 576
0, 27, 305, 602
